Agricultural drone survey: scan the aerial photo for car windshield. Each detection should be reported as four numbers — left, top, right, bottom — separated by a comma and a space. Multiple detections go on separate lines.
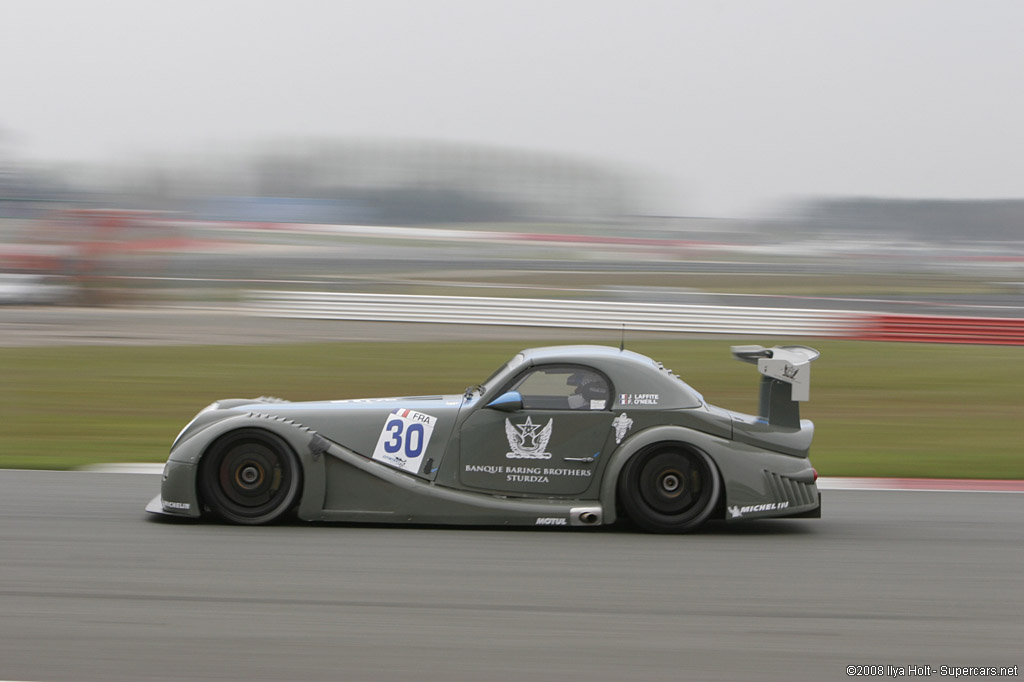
478, 353, 526, 394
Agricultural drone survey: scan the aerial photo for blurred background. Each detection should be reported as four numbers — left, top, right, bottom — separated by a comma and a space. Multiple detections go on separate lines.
2, 0, 1023, 307
2, 133, 1023, 311
1, 0, 1022, 474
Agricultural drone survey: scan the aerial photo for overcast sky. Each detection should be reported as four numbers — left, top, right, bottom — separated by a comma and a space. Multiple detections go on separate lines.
1, 0, 1022, 216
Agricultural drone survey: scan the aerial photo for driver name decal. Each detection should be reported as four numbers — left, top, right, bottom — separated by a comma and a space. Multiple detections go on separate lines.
372, 408, 437, 473
619, 393, 659, 406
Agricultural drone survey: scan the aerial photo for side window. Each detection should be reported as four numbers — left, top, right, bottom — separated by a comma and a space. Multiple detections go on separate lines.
510, 366, 610, 411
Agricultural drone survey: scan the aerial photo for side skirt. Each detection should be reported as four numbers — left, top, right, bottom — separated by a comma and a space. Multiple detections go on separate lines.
310, 437, 604, 528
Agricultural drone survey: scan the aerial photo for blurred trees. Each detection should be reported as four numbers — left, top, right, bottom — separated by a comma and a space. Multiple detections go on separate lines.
798, 197, 1024, 242
111, 138, 641, 225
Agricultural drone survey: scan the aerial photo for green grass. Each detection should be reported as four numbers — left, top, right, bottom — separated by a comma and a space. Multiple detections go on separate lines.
2, 340, 1022, 478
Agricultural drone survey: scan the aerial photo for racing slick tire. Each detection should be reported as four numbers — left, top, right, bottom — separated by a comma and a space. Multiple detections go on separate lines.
618, 444, 720, 533
198, 429, 302, 525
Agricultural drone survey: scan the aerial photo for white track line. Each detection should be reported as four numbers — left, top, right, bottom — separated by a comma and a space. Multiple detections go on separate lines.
65, 465, 1024, 493
78, 463, 165, 474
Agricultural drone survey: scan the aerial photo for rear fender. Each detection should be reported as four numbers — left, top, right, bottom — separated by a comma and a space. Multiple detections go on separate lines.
599, 425, 818, 523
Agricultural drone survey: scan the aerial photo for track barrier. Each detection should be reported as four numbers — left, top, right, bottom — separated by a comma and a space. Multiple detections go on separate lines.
242, 291, 1024, 345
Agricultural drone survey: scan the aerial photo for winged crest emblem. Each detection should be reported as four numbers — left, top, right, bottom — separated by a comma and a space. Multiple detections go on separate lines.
505, 417, 554, 459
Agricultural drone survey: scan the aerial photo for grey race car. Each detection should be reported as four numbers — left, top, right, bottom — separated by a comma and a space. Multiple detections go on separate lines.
146, 344, 821, 533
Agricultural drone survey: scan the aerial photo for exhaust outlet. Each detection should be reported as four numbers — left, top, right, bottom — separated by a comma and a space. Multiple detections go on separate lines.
570, 507, 602, 526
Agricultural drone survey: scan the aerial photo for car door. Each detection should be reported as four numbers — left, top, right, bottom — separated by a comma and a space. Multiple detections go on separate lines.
458, 364, 614, 496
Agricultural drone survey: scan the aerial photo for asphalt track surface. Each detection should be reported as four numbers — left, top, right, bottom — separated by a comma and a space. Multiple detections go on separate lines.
2, 472, 1022, 682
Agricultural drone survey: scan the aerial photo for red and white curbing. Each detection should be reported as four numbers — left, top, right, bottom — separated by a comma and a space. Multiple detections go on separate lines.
818, 477, 1024, 492
77, 464, 1024, 493
852, 313, 1024, 345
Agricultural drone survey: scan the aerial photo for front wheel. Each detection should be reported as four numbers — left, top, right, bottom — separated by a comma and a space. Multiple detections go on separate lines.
198, 429, 302, 525
618, 445, 720, 533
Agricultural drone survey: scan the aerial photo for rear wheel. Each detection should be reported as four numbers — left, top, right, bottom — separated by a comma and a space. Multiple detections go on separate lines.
198, 429, 301, 525
618, 445, 720, 533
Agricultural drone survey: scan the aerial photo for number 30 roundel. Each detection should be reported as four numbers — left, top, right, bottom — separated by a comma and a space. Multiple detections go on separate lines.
372, 408, 438, 473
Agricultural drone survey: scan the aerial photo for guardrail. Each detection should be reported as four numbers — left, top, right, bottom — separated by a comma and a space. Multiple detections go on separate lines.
243, 291, 866, 337
242, 290, 1024, 345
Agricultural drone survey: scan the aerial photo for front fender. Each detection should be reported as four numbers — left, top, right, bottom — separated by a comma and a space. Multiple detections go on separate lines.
162, 411, 328, 521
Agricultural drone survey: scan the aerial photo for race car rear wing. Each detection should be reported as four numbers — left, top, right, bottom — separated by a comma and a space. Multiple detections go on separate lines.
730, 345, 820, 428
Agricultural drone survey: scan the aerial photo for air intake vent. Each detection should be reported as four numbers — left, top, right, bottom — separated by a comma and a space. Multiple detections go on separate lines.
764, 470, 816, 507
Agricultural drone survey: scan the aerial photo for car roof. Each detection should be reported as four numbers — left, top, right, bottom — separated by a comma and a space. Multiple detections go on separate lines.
519, 345, 655, 364
515, 345, 704, 408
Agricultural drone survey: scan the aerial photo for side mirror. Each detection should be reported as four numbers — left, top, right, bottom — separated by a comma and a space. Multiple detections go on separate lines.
486, 391, 523, 412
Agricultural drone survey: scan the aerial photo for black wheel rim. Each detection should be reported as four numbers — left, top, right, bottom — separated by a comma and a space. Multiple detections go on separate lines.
209, 438, 292, 519
636, 451, 710, 518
